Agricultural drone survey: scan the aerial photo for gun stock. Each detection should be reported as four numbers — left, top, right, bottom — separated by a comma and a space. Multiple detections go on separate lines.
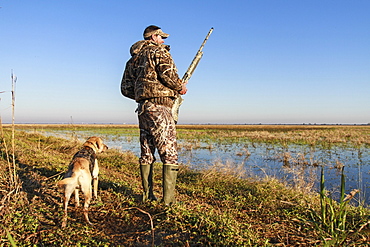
172, 28, 213, 123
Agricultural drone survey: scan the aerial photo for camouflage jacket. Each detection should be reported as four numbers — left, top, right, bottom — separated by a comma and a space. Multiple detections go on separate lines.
121, 40, 183, 103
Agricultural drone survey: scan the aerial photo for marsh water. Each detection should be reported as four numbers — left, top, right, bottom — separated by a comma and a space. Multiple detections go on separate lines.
37, 128, 370, 206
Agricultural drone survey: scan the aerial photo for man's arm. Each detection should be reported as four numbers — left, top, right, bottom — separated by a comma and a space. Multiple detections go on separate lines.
156, 49, 183, 92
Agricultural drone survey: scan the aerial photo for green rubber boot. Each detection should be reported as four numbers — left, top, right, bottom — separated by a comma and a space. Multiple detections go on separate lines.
162, 164, 179, 205
140, 164, 157, 202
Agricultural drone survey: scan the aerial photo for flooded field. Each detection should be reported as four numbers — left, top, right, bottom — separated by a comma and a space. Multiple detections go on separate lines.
19, 124, 370, 206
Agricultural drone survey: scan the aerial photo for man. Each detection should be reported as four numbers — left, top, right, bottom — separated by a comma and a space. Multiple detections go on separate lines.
121, 25, 187, 205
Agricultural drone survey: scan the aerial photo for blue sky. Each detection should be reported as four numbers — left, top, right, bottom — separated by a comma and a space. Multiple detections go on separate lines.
0, 1, 369, 124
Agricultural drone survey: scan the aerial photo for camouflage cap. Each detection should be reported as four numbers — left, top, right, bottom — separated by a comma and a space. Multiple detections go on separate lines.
143, 28, 170, 39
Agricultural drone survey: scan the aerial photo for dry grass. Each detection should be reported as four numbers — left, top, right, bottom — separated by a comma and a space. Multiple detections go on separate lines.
1, 126, 370, 246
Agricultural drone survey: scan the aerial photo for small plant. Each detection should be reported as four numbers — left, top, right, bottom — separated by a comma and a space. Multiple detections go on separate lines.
309, 166, 359, 245
3, 227, 17, 247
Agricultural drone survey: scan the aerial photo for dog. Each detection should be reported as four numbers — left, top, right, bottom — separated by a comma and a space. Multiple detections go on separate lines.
57, 136, 108, 227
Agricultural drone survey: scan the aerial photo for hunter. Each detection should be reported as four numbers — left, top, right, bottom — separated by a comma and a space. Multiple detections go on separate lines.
121, 25, 187, 205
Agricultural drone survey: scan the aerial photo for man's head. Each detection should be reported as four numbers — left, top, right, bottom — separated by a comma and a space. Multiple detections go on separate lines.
143, 25, 169, 44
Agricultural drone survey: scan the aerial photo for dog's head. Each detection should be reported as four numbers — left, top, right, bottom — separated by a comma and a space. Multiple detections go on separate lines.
83, 136, 108, 153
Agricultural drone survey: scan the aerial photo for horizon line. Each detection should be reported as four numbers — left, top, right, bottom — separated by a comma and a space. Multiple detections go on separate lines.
3, 122, 370, 126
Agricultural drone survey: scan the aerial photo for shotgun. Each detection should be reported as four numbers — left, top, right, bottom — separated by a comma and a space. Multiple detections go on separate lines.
172, 27, 214, 123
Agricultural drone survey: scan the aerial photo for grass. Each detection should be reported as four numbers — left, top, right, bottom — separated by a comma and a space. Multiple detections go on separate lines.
1, 126, 370, 246
308, 167, 364, 246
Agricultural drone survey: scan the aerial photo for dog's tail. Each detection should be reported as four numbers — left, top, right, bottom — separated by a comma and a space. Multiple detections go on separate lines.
57, 177, 76, 187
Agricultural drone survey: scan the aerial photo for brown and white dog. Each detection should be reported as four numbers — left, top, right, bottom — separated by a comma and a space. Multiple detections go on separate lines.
57, 136, 108, 227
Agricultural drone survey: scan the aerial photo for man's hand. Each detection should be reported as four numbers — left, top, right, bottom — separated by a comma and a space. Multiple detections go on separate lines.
179, 82, 188, 95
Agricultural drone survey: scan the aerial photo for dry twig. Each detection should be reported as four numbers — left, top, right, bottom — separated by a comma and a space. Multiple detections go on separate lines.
124, 207, 154, 247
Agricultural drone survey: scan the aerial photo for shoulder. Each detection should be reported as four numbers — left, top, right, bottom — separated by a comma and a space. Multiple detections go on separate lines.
158, 44, 170, 53
153, 44, 172, 59
130, 40, 146, 55
135, 42, 171, 60
130, 40, 167, 55
147, 42, 170, 53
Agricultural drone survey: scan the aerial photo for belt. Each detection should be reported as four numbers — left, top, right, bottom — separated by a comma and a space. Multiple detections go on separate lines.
139, 97, 174, 108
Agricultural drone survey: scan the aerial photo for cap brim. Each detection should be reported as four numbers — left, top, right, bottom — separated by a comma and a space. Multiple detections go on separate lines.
144, 28, 170, 39
159, 31, 169, 39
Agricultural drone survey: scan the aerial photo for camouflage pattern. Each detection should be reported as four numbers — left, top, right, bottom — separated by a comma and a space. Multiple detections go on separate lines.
143, 28, 169, 39
121, 34, 182, 204
121, 40, 183, 102
138, 101, 178, 165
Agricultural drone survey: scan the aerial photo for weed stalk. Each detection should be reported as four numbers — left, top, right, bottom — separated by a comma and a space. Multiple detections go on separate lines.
11, 70, 17, 185
314, 166, 359, 245
0, 116, 12, 181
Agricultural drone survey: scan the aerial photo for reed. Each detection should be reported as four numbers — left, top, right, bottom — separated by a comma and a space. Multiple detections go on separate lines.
0, 117, 11, 180
0, 71, 20, 188
10, 71, 18, 187
309, 167, 361, 245
0, 71, 22, 247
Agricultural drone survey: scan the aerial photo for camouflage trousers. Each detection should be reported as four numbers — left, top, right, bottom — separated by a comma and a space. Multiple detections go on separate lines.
137, 101, 178, 165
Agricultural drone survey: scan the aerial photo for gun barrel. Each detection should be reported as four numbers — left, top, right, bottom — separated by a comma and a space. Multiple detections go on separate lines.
199, 27, 213, 52
182, 28, 213, 82
173, 28, 213, 124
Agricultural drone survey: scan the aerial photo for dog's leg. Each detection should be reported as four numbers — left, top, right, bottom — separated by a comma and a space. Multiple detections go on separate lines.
61, 184, 75, 228
92, 160, 99, 199
93, 178, 98, 199
61, 195, 70, 228
80, 176, 93, 225
74, 188, 80, 207
83, 196, 93, 225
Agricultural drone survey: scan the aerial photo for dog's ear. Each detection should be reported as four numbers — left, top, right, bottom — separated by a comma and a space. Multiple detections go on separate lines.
85, 136, 107, 152
85, 136, 99, 151
95, 137, 108, 152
